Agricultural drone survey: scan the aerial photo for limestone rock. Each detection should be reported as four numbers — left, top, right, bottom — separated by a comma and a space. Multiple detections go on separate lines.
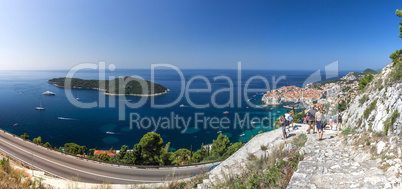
283, 143, 298, 152
377, 141, 386, 155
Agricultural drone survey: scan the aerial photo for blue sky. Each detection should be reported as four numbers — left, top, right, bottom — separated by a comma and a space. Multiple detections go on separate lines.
0, 0, 401, 71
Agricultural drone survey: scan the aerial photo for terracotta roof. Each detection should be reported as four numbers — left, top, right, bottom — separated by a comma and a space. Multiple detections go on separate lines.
94, 150, 116, 156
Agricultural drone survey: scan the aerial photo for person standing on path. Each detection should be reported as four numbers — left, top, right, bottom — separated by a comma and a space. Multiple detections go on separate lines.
307, 106, 316, 134
290, 110, 294, 129
285, 110, 291, 132
315, 109, 323, 140
337, 111, 342, 130
280, 115, 287, 139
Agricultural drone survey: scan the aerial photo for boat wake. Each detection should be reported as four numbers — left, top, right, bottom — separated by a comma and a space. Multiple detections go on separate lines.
58, 117, 78, 120
106, 131, 119, 135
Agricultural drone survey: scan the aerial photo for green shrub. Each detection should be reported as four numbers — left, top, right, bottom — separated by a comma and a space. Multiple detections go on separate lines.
342, 127, 352, 135
389, 49, 402, 60
32, 136, 42, 145
359, 73, 374, 90
384, 110, 400, 135
363, 99, 378, 119
389, 59, 402, 82
20, 133, 29, 140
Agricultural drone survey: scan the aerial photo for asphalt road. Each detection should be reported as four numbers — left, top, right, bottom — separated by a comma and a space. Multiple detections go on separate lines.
0, 130, 218, 184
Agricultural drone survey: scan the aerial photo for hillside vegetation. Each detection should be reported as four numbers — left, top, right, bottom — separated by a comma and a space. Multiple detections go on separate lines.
48, 77, 168, 95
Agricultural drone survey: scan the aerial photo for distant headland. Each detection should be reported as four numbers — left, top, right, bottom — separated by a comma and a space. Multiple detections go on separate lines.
48, 77, 169, 96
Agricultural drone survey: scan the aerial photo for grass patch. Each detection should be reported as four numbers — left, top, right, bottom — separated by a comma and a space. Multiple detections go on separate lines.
363, 99, 378, 119
199, 134, 308, 189
383, 110, 400, 136
0, 157, 38, 189
359, 94, 369, 105
291, 134, 307, 147
342, 127, 352, 135
157, 174, 209, 189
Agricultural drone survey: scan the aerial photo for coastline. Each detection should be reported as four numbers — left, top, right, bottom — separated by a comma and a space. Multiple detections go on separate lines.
49, 82, 170, 97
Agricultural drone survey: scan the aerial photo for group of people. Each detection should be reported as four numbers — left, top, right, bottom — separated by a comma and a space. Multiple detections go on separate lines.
306, 106, 342, 140
279, 107, 343, 140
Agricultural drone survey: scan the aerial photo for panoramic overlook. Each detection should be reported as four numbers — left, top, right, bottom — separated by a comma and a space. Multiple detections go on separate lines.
0, 1, 401, 189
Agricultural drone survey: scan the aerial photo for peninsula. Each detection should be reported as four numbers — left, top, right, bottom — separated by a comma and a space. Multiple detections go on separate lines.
48, 77, 169, 96
261, 69, 373, 114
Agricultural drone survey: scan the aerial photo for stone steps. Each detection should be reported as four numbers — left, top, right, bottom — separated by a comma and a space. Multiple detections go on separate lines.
287, 130, 401, 189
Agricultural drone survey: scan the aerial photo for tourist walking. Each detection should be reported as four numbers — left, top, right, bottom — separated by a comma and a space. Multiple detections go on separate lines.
307, 106, 316, 134
337, 111, 342, 130
315, 109, 323, 140
290, 110, 294, 129
280, 115, 287, 139
285, 110, 291, 132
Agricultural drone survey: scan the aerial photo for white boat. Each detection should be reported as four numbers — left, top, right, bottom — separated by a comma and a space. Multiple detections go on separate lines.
180, 104, 185, 107
35, 98, 45, 110
223, 111, 229, 114
106, 131, 115, 134
42, 91, 55, 95
217, 131, 222, 134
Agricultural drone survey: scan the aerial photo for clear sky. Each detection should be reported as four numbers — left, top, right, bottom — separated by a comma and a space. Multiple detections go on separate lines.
0, 0, 401, 71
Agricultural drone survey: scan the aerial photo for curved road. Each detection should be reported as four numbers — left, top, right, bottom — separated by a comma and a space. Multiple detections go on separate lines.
0, 130, 217, 184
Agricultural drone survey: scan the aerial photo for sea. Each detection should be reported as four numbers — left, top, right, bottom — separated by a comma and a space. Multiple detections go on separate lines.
0, 69, 351, 151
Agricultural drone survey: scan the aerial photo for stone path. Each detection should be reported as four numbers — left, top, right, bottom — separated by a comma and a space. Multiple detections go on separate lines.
287, 129, 401, 189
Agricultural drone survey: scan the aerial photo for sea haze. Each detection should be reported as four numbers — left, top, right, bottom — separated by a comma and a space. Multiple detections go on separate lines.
0, 69, 350, 150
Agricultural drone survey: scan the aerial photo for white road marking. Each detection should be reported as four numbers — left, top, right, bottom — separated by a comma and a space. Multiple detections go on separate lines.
0, 137, 161, 183
0, 146, 68, 180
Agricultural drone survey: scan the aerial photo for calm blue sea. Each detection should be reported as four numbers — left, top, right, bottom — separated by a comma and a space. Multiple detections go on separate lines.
0, 69, 350, 150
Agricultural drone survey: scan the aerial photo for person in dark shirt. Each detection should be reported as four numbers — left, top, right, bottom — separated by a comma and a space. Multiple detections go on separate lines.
307, 106, 316, 134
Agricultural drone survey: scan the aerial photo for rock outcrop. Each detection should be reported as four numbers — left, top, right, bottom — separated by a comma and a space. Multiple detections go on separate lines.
343, 63, 402, 135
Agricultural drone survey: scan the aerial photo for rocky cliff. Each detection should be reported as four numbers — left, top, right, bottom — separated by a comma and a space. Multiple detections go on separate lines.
343, 63, 402, 135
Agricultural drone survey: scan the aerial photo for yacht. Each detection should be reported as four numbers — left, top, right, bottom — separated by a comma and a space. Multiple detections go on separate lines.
42, 91, 55, 95
180, 104, 185, 107
35, 98, 45, 110
223, 111, 229, 114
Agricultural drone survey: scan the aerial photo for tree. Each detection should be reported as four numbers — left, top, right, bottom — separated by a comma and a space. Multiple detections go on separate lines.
338, 100, 347, 112
116, 145, 128, 161
20, 133, 29, 140
122, 144, 142, 164
43, 142, 52, 148
192, 151, 203, 163
63, 143, 87, 155
89, 148, 96, 156
222, 142, 243, 159
33, 136, 42, 145
359, 73, 374, 90
138, 132, 164, 165
175, 148, 191, 165
211, 133, 230, 157
160, 142, 176, 165
396, 9, 402, 38
98, 153, 112, 162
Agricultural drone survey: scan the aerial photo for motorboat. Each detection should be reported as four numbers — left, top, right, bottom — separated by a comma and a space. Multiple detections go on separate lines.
42, 91, 55, 95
